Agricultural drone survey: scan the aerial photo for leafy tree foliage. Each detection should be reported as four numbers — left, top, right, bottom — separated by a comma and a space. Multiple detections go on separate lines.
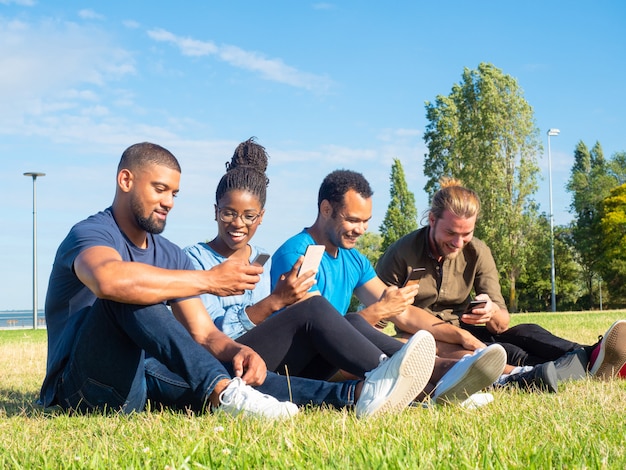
348, 232, 384, 312
599, 183, 626, 304
516, 218, 584, 312
379, 159, 418, 252
423, 63, 542, 311
356, 232, 383, 268
566, 141, 617, 307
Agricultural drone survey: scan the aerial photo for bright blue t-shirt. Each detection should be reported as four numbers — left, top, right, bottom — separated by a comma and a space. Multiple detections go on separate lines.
40, 207, 193, 407
270, 229, 376, 315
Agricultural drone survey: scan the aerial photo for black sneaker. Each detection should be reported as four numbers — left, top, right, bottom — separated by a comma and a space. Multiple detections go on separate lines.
553, 348, 588, 382
498, 362, 558, 393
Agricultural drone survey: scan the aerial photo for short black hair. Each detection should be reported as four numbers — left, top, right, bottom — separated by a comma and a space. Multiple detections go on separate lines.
117, 142, 181, 174
317, 169, 373, 211
215, 137, 269, 207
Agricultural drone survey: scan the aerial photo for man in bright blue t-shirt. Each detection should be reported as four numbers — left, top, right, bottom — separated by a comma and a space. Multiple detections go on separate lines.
270, 169, 487, 353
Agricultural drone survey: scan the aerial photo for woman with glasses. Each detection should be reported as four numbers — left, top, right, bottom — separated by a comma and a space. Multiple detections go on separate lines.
183, 138, 506, 405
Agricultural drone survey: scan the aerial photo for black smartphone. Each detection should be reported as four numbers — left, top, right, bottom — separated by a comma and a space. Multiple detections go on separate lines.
402, 267, 426, 287
251, 252, 270, 267
463, 299, 487, 314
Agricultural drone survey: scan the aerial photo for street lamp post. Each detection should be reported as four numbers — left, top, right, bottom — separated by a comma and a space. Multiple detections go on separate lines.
24, 172, 46, 329
547, 129, 560, 312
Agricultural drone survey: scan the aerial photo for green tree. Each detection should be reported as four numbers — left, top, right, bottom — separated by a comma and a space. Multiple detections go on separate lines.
608, 151, 626, 185
566, 141, 616, 308
348, 232, 384, 312
599, 183, 626, 305
423, 63, 542, 311
379, 159, 418, 252
516, 219, 584, 312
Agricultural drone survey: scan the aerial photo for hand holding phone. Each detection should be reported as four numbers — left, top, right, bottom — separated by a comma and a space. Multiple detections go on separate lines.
402, 266, 426, 287
297, 245, 325, 277
463, 299, 487, 314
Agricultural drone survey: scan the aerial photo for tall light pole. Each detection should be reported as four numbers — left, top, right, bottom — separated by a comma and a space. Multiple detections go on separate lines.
24, 172, 46, 329
547, 129, 560, 312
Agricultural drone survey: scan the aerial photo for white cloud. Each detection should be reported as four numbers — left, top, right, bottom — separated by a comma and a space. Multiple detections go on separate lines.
147, 28, 332, 92
78, 9, 105, 20
0, 0, 35, 5
123, 19, 140, 29
312, 3, 335, 10
0, 18, 137, 140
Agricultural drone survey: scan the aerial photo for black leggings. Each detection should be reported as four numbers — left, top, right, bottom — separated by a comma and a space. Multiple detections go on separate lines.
236, 296, 404, 380
462, 323, 584, 366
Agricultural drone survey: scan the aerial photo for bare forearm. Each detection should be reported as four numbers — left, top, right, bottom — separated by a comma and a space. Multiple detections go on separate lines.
243, 295, 285, 325
392, 309, 457, 342
357, 303, 388, 326
91, 261, 217, 304
486, 307, 510, 334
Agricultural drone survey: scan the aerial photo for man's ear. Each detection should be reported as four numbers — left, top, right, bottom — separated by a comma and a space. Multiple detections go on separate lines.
320, 199, 333, 218
428, 212, 435, 228
118, 169, 133, 193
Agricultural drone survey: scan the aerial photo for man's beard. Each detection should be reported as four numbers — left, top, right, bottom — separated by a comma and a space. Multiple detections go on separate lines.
131, 196, 166, 234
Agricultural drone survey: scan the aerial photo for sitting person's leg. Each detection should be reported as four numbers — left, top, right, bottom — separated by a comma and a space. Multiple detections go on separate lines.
236, 296, 384, 380
492, 323, 583, 364
344, 313, 404, 357
57, 299, 231, 414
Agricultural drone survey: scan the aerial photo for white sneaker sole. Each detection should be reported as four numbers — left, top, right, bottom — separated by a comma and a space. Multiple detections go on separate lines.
359, 330, 436, 418
590, 320, 626, 380
434, 344, 506, 405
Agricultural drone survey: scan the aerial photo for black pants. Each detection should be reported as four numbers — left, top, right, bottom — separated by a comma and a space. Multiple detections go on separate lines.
236, 296, 404, 380
462, 323, 584, 366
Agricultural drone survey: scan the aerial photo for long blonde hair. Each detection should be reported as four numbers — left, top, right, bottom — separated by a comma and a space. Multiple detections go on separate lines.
430, 177, 480, 220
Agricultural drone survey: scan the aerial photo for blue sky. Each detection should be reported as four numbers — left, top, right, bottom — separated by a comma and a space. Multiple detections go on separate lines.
2, 1, 624, 310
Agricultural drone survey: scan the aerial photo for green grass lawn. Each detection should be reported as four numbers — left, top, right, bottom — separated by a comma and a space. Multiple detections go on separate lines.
1, 311, 625, 469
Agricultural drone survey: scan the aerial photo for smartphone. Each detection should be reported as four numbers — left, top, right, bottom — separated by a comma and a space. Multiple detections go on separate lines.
251, 252, 270, 267
463, 299, 487, 314
297, 245, 325, 277
402, 266, 426, 287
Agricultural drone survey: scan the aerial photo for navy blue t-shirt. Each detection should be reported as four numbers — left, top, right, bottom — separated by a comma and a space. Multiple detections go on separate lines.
40, 207, 194, 406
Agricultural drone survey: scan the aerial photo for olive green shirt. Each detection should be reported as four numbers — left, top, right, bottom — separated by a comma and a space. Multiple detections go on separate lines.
375, 226, 506, 327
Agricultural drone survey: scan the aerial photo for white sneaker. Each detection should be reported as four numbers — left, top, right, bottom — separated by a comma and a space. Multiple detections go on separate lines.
589, 320, 626, 380
432, 344, 507, 405
355, 330, 436, 418
218, 378, 299, 420
413, 392, 494, 410
459, 392, 494, 410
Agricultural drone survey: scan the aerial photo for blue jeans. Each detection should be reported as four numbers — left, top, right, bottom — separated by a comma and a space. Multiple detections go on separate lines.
55, 300, 356, 413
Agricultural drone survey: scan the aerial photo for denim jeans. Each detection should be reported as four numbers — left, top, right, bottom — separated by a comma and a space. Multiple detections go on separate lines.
55, 299, 357, 413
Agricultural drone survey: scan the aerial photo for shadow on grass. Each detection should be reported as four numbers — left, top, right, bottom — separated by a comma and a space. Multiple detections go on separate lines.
0, 388, 61, 417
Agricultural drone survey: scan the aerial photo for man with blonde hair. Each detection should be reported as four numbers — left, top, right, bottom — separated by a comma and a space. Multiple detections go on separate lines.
376, 177, 626, 390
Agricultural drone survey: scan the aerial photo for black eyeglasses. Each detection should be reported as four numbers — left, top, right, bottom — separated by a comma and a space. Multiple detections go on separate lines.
218, 209, 261, 226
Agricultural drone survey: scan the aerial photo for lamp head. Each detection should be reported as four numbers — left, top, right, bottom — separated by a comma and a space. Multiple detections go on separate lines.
547, 129, 560, 136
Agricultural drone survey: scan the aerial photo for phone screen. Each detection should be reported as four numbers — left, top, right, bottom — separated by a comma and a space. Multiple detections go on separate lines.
298, 245, 325, 277
251, 252, 270, 267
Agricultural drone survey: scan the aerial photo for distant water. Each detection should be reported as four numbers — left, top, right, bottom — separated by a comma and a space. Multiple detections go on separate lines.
0, 310, 46, 329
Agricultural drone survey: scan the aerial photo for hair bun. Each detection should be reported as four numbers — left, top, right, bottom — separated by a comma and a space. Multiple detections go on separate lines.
226, 137, 268, 175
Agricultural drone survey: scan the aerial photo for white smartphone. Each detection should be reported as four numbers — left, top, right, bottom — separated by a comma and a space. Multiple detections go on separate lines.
251, 252, 270, 267
297, 245, 325, 277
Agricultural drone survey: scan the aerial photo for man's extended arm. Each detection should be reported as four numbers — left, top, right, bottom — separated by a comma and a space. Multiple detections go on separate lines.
74, 245, 263, 304
355, 276, 485, 351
